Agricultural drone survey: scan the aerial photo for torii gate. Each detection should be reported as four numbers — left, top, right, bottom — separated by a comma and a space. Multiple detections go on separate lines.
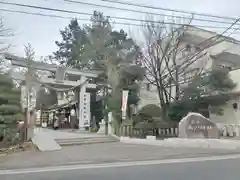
4, 53, 101, 130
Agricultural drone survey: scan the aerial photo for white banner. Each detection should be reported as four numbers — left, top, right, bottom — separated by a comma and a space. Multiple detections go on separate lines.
121, 90, 129, 120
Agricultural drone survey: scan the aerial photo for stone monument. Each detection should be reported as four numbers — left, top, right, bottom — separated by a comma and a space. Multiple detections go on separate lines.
178, 112, 220, 139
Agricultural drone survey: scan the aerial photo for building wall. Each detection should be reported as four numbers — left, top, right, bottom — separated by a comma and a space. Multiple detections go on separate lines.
229, 69, 240, 92
212, 59, 236, 70
209, 98, 240, 124
138, 83, 160, 109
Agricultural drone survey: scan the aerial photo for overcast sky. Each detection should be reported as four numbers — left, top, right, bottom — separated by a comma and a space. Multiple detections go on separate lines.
1, 0, 240, 59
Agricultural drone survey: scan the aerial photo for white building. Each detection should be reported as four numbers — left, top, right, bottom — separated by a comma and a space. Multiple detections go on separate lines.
138, 26, 240, 124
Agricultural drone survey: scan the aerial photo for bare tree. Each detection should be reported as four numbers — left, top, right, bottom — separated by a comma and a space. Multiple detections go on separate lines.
0, 17, 13, 67
139, 18, 240, 120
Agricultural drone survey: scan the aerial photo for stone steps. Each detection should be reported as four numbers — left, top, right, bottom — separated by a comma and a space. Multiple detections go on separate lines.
55, 136, 119, 146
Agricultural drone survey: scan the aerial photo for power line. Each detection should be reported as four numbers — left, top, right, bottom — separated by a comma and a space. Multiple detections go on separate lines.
197, 18, 240, 48
0, 8, 180, 28
0, 8, 75, 20
0, 8, 177, 28
101, 0, 239, 21
0, 1, 239, 31
64, 0, 239, 26
0, 1, 91, 16
2, 8, 240, 34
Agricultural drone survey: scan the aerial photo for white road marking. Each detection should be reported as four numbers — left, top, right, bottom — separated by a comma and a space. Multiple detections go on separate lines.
1, 154, 240, 175
60, 160, 94, 165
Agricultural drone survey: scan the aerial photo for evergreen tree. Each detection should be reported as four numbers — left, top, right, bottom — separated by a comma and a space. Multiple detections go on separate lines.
0, 17, 22, 144
168, 69, 236, 121
0, 73, 22, 144
54, 19, 89, 68
54, 11, 145, 126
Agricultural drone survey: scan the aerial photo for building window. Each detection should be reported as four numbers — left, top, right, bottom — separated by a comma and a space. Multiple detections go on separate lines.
217, 64, 232, 70
146, 83, 151, 91
185, 44, 191, 52
233, 103, 238, 109
195, 46, 201, 51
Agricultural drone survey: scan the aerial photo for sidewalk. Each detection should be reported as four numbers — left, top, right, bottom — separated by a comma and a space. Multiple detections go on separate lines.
34, 128, 103, 140
121, 137, 240, 149
0, 142, 240, 170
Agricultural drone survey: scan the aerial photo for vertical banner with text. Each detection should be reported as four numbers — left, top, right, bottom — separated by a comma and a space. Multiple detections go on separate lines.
121, 90, 129, 120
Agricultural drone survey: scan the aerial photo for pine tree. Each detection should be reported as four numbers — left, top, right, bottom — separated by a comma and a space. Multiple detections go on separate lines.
0, 72, 22, 144
168, 69, 237, 121
54, 19, 89, 67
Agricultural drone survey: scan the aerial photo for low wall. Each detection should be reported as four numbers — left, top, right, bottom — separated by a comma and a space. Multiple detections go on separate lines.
119, 124, 240, 138
220, 124, 240, 137
120, 125, 178, 139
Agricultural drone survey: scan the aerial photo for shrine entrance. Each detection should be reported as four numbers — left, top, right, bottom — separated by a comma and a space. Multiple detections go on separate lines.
5, 53, 102, 134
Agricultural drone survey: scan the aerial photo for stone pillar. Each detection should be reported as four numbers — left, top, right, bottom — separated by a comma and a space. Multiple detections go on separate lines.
78, 76, 86, 130
78, 76, 92, 131
108, 112, 113, 135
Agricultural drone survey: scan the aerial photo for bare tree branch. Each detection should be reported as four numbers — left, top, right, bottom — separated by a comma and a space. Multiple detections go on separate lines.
138, 15, 240, 119
0, 17, 13, 69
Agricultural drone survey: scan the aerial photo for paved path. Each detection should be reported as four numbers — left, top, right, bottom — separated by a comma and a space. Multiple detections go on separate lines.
1, 155, 240, 180
34, 128, 103, 139
0, 143, 240, 170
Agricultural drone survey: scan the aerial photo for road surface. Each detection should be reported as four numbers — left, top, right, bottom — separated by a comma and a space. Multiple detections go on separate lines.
1, 155, 240, 180
1, 143, 239, 170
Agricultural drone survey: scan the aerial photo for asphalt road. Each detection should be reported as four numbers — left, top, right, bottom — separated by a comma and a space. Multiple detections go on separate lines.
1, 156, 240, 180
1, 143, 240, 170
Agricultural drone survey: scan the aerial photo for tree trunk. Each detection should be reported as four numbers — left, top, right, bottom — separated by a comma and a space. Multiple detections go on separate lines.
161, 105, 169, 121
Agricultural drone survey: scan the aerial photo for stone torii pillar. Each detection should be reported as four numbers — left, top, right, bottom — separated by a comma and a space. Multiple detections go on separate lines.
78, 76, 88, 130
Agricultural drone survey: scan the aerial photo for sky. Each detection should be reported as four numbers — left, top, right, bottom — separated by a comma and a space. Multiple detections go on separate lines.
1, 0, 240, 60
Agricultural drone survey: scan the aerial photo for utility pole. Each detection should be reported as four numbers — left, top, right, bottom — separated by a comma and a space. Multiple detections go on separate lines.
104, 67, 111, 135
104, 86, 108, 135
23, 65, 32, 141
21, 71, 30, 141
24, 43, 35, 140
23, 88, 28, 141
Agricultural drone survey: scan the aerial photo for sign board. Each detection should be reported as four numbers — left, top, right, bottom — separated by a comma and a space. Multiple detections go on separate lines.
80, 92, 91, 127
